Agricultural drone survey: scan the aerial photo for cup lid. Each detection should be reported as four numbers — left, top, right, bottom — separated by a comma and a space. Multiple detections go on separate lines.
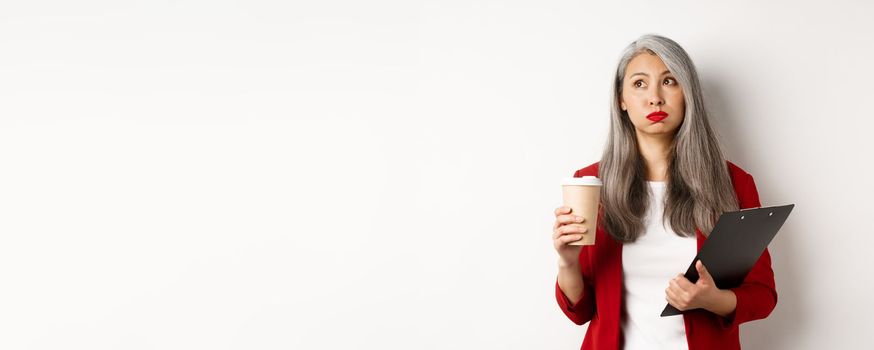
561, 176, 603, 186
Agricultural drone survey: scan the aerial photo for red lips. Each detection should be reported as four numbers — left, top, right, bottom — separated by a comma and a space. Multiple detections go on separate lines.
646, 111, 668, 122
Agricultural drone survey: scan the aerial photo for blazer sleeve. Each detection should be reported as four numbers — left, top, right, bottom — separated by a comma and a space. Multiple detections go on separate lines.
719, 173, 779, 329
555, 250, 596, 325
554, 168, 597, 325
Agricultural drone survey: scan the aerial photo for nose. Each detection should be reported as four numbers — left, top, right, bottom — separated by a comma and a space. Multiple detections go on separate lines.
648, 93, 664, 107
648, 85, 665, 107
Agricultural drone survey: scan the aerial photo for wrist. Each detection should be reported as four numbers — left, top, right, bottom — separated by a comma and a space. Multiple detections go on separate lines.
558, 259, 579, 269
707, 289, 737, 317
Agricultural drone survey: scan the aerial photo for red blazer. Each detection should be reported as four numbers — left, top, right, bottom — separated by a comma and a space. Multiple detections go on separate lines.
555, 161, 777, 350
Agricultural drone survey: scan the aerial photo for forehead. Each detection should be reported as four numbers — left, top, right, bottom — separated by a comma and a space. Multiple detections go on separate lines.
625, 53, 670, 77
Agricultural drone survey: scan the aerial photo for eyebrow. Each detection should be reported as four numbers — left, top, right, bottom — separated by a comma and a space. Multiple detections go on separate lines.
628, 70, 672, 79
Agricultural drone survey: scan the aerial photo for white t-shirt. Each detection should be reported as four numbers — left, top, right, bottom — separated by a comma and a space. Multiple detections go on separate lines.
621, 181, 698, 350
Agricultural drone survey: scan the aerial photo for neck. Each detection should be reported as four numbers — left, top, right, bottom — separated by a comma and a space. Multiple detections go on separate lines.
635, 131, 674, 182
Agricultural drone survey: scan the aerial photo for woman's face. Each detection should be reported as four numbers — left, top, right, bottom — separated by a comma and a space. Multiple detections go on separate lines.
620, 53, 686, 137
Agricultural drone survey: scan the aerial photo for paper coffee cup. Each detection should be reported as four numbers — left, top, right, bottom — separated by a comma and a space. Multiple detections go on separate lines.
561, 176, 603, 246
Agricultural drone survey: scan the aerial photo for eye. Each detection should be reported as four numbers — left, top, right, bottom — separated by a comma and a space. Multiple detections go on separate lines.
633, 80, 645, 88
664, 77, 677, 85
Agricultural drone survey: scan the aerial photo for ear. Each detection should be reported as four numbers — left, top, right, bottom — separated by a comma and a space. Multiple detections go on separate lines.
620, 100, 627, 111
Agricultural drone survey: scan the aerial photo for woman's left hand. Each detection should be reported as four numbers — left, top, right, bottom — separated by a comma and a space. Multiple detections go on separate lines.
665, 260, 724, 312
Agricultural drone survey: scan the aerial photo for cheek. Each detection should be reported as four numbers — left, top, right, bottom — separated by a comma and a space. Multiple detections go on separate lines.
670, 93, 685, 113
622, 91, 644, 107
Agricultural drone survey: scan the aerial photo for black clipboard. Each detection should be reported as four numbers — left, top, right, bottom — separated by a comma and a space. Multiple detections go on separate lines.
660, 204, 794, 317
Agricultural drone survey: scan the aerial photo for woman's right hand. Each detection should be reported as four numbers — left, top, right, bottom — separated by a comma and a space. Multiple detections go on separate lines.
553, 206, 589, 267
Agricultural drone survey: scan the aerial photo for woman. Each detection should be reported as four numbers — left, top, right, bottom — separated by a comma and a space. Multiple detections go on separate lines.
552, 34, 777, 350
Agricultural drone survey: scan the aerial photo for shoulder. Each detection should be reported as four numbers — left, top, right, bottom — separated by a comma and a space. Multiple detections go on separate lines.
726, 160, 762, 208
573, 160, 755, 183
572, 161, 600, 178
726, 160, 754, 187
726, 160, 751, 179
574, 161, 751, 179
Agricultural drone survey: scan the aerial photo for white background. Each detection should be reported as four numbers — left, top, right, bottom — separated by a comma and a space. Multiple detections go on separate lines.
1, 1, 871, 349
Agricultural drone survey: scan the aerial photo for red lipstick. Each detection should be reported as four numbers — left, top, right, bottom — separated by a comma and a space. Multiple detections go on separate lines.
646, 111, 668, 122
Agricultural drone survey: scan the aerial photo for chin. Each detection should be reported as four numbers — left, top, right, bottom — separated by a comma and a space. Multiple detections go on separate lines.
637, 125, 677, 135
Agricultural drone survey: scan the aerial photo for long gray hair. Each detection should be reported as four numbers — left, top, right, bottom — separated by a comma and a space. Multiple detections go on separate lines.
599, 34, 739, 243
